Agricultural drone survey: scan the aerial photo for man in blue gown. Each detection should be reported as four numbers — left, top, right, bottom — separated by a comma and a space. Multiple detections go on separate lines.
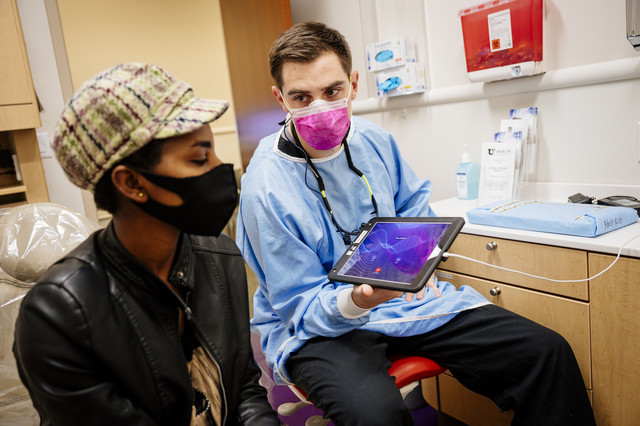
236, 21, 595, 426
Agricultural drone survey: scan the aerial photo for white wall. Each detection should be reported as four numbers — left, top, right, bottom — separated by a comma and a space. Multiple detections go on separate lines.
291, 0, 640, 201
16, 0, 86, 214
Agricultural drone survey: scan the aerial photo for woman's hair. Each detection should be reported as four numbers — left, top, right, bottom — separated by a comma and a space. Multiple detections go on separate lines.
93, 139, 168, 214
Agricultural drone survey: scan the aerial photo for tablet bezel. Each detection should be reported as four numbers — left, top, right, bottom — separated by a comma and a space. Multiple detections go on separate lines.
327, 217, 464, 293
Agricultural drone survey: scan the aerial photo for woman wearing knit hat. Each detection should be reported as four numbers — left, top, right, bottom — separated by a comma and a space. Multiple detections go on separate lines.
13, 63, 282, 426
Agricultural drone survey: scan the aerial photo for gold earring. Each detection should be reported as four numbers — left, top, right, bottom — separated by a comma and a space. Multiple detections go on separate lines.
138, 192, 144, 198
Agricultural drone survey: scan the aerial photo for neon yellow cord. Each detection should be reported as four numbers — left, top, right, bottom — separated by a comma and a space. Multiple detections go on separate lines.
361, 175, 373, 196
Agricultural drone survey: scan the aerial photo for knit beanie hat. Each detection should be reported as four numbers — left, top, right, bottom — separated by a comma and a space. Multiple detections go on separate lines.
52, 63, 229, 192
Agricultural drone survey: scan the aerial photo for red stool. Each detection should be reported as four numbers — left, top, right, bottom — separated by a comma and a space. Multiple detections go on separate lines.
277, 355, 447, 426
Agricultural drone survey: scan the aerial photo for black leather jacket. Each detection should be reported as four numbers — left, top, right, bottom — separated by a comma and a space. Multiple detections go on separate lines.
13, 224, 281, 426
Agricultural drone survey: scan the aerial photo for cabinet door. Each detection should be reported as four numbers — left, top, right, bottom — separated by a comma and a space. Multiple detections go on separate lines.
0, 0, 33, 106
439, 374, 514, 426
590, 254, 640, 426
437, 270, 592, 388
440, 234, 589, 300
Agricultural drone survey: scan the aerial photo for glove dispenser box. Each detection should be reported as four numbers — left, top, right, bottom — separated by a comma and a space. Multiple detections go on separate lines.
459, 0, 545, 83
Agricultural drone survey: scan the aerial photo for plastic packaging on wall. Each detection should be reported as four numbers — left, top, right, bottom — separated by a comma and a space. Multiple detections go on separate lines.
0, 203, 100, 282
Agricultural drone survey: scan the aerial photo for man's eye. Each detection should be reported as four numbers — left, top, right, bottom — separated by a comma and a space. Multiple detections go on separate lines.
327, 89, 338, 96
294, 96, 307, 103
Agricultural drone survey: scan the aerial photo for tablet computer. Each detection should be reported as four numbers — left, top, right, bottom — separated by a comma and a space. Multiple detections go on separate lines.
328, 217, 464, 293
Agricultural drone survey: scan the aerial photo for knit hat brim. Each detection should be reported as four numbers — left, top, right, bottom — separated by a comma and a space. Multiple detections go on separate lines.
154, 96, 230, 140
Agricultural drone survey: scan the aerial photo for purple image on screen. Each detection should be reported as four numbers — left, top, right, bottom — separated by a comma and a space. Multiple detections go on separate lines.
338, 222, 450, 284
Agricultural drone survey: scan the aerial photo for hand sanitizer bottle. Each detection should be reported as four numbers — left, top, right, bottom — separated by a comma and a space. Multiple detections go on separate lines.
456, 144, 479, 200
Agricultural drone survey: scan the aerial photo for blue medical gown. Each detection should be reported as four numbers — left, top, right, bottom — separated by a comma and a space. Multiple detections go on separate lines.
236, 117, 490, 384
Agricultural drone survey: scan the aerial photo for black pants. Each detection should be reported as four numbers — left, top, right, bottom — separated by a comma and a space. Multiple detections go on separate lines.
286, 305, 595, 426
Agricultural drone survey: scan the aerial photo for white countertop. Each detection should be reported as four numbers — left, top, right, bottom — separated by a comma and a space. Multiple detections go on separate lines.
431, 184, 640, 258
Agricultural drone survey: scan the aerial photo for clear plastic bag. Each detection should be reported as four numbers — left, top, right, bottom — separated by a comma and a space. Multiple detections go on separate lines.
0, 203, 100, 424
0, 276, 37, 425
0, 203, 100, 282
0, 396, 39, 426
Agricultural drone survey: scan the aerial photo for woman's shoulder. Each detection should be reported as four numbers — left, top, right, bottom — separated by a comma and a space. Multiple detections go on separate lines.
23, 234, 113, 324
187, 232, 242, 256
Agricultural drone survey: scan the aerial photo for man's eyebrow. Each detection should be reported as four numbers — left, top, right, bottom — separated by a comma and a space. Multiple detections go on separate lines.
287, 88, 310, 96
321, 80, 346, 92
192, 141, 212, 148
286, 80, 347, 96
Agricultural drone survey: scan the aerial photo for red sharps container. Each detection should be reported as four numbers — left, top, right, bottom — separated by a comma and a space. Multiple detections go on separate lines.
459, 0, 544, 83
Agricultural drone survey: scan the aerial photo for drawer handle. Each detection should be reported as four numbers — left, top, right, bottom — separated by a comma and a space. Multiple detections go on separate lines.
489, 287, 501, 296
486, 241, 498, 251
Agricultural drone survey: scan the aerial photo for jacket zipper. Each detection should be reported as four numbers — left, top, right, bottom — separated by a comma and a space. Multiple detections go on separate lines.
168, 287, 229, 426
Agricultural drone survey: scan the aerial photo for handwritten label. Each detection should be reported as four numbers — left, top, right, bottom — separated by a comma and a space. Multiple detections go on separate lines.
603, 217, 623, 230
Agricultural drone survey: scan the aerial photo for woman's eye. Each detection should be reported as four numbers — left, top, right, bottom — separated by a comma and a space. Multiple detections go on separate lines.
192, 159, 208, 166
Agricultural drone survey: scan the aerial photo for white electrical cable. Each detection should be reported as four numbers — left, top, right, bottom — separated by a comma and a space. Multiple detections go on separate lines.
441, 234, 640, 283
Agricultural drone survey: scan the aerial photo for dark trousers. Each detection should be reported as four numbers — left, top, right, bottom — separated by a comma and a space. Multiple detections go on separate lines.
286, 305, 595, 426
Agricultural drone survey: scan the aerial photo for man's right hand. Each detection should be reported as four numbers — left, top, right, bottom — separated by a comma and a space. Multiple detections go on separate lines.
351, 284, 404, 310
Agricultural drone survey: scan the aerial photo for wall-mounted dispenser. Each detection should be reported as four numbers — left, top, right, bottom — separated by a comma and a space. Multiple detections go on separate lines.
459, 0, 546, 83
627, 0, 640, 51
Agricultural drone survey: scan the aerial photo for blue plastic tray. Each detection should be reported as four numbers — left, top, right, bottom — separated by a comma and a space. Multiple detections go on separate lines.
467, 199, 639, 237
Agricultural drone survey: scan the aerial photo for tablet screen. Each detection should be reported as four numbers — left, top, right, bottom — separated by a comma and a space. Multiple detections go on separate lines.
337, 222, 450, 285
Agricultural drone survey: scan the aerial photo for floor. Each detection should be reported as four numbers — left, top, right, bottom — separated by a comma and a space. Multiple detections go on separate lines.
250, 333, 468, 426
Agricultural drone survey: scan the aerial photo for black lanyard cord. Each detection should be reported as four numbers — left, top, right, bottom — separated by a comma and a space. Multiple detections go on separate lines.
290, 122, 379, 244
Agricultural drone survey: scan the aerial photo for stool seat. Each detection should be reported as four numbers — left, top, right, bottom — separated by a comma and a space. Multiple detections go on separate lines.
291, 355, 447, 399
387, 355, 447, 389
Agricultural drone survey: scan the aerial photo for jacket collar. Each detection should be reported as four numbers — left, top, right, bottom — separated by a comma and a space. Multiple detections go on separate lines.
97, 222, 195, 297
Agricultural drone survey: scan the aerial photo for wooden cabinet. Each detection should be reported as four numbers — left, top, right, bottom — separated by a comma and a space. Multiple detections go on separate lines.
426, 233, 599, 426
443, 233, 588, 300
0, 0, 49, 206
438, 271, 592, 388
0, 0, 41, 130
590, 254, 640, 425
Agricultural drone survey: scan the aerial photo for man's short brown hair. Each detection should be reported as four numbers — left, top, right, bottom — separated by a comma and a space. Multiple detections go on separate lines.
269, 22, 352, 90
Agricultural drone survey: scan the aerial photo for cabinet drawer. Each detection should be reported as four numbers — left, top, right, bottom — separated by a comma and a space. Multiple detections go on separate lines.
440, 233, 589, 300
436, 270, 592, 389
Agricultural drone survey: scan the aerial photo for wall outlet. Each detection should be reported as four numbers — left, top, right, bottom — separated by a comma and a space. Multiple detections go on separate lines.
37, 132, 53, 159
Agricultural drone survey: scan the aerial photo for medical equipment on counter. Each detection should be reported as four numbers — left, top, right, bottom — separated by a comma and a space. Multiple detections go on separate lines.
568, 193, 596, 204
456, 144, 479, 200
459, 0, 546, 83
467, 199, 639, 237
597, 195, 640, 214
375, 64, 426, 98
366, 36, 416, 72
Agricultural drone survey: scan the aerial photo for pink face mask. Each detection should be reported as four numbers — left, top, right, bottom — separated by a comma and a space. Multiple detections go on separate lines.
283, 80, 352, 151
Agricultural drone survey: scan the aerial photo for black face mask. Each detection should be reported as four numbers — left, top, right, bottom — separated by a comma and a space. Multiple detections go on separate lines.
130, 163, 238, 237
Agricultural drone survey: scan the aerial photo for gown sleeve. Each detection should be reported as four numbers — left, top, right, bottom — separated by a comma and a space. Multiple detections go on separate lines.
237, 191, 370, 343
